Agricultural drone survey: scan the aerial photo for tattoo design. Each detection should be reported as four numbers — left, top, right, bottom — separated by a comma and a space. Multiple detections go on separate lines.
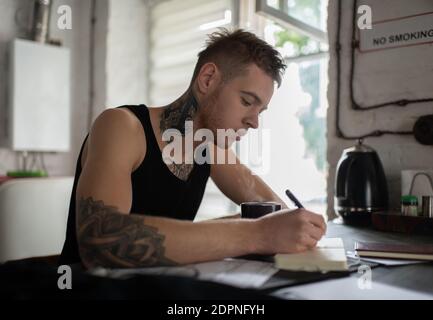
160, 89, 198, 181
77, 197, 177, 268
160, 90, 199, 135
167, 162, 194, 181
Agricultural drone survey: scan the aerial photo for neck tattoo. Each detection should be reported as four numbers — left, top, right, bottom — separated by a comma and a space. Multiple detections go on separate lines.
160, 90, 199, 136
159, 90, 199, 181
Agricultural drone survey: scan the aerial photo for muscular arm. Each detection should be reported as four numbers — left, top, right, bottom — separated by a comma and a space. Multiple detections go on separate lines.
77, 197, 176, 268
76, 109, 258, 269
77, 196, 258, 269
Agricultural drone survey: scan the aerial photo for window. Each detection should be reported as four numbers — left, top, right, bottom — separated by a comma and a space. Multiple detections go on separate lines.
248, 0, 329, 214
257, 0, 328, 42
149, 0, 238, 220
149, 0, 236, 106
148, 0, 329, 218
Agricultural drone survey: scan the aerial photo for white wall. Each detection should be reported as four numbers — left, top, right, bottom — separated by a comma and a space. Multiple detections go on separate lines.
0, 0, 92, 176
0, 0, 149, 176
326, 0, 433, 218
106, 0, 149, 109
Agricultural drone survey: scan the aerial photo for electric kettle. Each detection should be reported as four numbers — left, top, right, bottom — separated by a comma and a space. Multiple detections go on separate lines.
334, 139, 389, 225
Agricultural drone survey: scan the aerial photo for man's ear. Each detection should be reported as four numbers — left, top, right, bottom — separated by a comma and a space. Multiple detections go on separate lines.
196, 62, 220, 94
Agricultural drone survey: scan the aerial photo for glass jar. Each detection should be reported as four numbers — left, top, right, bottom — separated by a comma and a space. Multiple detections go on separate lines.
401, 195, 418, 216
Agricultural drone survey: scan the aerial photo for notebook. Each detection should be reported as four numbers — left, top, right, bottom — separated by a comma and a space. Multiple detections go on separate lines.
274, 238, 349, 272
355, 241, 433, 261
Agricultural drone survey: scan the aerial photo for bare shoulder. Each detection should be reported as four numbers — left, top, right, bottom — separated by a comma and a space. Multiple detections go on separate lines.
94, 108, 142, 132
82, 108, 146, 171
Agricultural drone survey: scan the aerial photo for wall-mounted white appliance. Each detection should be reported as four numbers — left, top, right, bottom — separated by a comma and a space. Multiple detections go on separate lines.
9, 38, 70, 152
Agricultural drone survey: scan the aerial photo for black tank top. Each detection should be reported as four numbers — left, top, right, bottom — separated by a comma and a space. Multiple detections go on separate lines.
59, 105, 210, 265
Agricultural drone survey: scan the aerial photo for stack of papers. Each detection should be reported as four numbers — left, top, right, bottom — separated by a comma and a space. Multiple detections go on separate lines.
274, 238, 349, 272
91, 258, 278, 289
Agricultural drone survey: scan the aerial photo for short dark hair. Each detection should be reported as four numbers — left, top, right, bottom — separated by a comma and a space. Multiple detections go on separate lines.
192, 28, 286, 87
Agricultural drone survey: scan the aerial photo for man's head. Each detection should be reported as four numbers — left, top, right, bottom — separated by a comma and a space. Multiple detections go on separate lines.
191, 28, 286, 149
192, 28, 286, 87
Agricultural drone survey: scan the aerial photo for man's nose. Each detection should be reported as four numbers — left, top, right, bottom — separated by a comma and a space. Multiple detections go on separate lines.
246, 115, 259, 129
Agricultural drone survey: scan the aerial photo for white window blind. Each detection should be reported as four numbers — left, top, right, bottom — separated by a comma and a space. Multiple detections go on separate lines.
149, 0, 235, 106
149, 0, 238, 220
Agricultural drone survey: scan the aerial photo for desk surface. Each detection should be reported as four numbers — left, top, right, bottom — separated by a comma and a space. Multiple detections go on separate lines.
267, 220, 433, 299
1, 220, 433, 300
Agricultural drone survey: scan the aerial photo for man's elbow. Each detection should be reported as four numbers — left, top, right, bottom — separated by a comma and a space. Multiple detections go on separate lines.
77, 238, 103, 270
77, 234, 178, 269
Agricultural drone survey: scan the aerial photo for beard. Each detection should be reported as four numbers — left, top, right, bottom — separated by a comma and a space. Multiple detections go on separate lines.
196, 87, 237, 150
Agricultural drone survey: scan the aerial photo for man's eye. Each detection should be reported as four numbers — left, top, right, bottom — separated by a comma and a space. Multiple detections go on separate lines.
241, 98, 252, 106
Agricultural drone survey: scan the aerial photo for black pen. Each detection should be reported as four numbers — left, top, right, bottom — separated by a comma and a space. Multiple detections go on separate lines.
285, 189, 304, 209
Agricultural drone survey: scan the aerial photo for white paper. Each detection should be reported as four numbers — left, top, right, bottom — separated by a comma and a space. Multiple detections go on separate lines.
346, 251, 428, 266
317, 237, 344, 249
272, 276, 433, 300
90, 258, 278, 289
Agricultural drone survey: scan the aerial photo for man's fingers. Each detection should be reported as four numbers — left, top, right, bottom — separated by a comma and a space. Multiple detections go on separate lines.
305, 211, 327, 233
307, 224, 324, 241
302, 234, 318, 249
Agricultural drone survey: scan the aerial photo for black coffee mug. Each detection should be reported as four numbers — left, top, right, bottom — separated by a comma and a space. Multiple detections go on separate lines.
241, 201, 282, 219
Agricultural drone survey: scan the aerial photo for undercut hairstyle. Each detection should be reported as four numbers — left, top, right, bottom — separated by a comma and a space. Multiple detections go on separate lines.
191, 28, 287, 87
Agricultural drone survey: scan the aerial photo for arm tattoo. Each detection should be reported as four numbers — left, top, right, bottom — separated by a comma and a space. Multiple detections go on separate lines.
77, 197, 177, 268
160, 89, 198, 181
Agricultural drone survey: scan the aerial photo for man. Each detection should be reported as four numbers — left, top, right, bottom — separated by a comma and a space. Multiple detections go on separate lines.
59, 29, 326, 269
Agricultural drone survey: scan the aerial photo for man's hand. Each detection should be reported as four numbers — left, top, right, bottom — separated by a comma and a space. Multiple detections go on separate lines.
254, 209, 327, 254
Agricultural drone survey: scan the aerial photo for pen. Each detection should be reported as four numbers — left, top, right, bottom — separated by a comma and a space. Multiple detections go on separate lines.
285, 189, 304, 209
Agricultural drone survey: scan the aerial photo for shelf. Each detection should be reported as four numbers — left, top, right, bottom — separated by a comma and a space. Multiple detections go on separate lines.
372, 211, 433, 234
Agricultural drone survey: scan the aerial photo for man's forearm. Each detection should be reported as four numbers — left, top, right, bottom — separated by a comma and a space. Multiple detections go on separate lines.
77, 197, 259, 269
247, 174, 288, 209
212, 162, 288, 209
210, 213, 241, 220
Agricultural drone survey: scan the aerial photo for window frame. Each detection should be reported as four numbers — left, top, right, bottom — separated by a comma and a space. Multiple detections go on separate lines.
255, 0, 328, 44
250, 1, 330, 208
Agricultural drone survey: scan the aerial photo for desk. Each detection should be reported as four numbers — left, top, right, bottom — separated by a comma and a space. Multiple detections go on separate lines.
1, 221, 433, 299
266, 221, 433, 299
